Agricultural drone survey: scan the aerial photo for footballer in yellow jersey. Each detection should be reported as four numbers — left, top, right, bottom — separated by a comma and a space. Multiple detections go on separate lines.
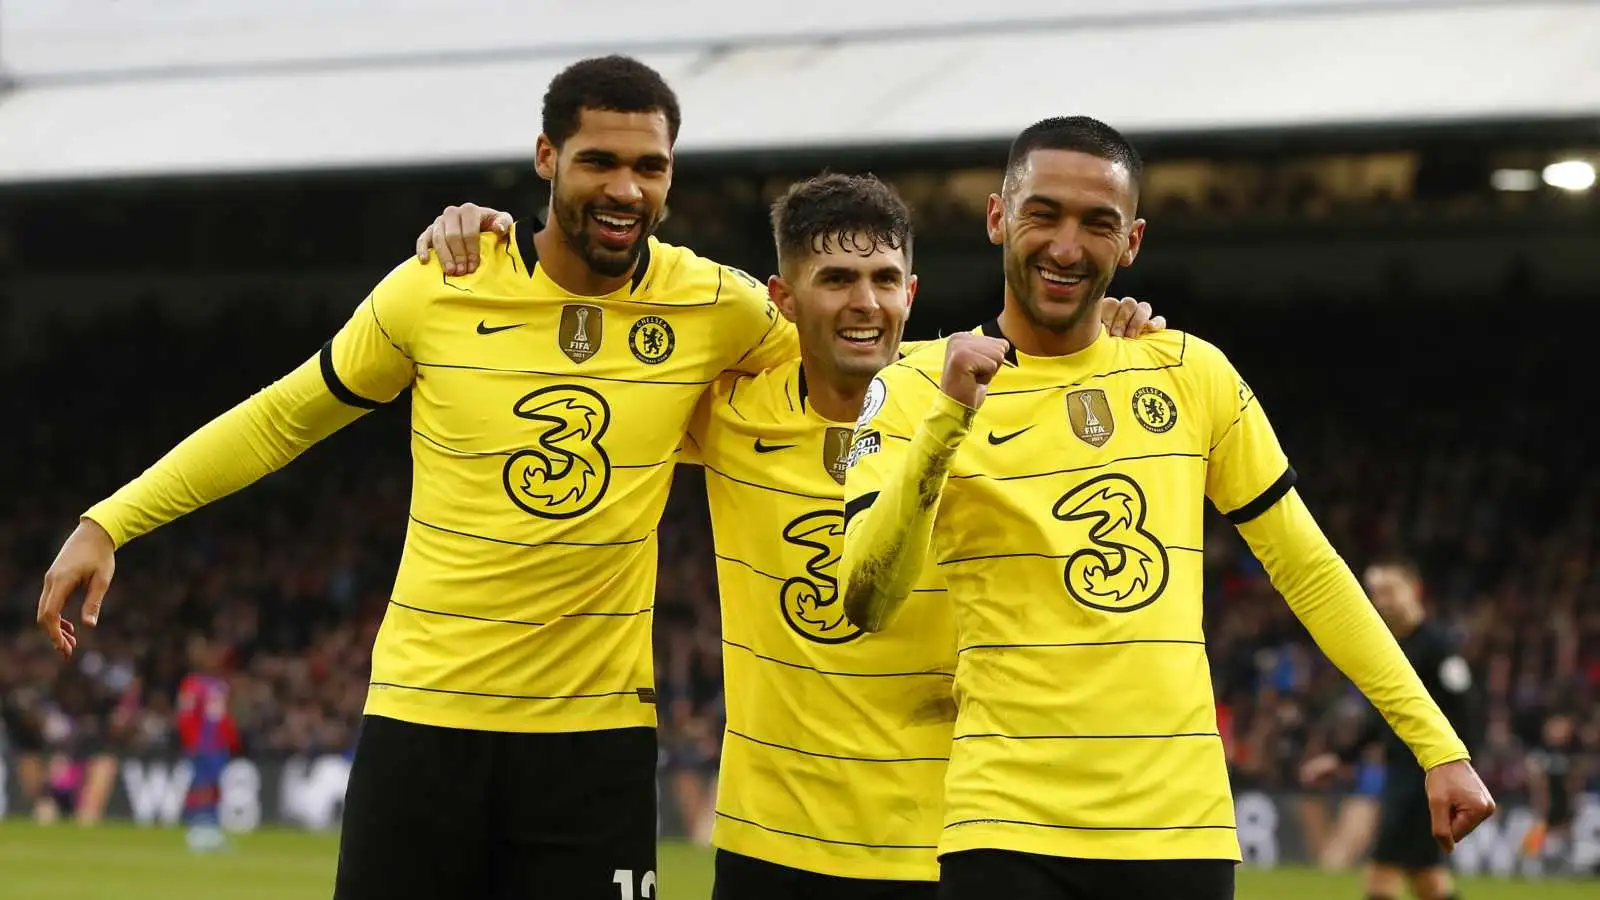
37, 57, 797, 900
839, 117, 1496, 900
426, 175, 1164, 900
680, 174, 955, 898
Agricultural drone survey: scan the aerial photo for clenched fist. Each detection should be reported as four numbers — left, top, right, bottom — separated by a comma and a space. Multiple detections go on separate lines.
940, 333, 1010, 410
1425, 758, 1496, 853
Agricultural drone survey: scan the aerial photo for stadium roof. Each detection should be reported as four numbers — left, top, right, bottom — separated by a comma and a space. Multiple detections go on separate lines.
0, 0, 1596, 184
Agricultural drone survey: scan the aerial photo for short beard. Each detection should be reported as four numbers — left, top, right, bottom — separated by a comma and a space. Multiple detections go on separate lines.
550, 174, 651, 279
1002, 241, 1111, 333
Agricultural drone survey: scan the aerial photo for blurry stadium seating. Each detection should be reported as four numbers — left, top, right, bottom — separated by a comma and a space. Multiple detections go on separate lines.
1, 288, 1594, 831
1, 0, 1596, 879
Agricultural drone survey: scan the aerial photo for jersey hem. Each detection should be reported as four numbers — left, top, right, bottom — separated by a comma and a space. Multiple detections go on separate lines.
714, 822, 940, 882
363, 694, 657, 734
937, 822, 1243, 863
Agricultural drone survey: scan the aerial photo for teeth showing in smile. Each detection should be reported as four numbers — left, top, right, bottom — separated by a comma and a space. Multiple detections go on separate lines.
594, 213, 638, 229
839, 328, 882, 343
1038, 267, 1083, 286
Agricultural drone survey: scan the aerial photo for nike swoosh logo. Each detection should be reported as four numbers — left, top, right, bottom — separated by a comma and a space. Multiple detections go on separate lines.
476, 321, 524, 335
987, 426, 1033, 445
754, 439, 797, 454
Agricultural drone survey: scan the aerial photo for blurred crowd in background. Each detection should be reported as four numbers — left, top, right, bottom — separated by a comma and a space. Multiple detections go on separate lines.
1, 288, 1595, 842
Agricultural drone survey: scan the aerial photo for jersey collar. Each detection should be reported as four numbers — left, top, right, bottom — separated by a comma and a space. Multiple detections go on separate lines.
512, 208, 653, 295
978, 317, 1117, 373
978, 319, 1022, 366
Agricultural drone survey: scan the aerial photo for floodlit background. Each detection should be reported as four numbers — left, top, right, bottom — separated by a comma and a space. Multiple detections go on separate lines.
0, 1, 1596, 896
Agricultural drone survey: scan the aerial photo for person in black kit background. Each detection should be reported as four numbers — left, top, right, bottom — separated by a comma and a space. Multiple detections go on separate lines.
1523, 708, 1589, 875
1301, 555, 1476, 900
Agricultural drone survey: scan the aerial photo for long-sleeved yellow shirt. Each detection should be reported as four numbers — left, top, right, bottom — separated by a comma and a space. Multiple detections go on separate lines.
840, 322, 1468, 863
85, 357, 362, 547
85, 228, 800, 734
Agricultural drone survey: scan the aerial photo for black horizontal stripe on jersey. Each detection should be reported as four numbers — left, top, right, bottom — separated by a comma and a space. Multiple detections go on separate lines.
560, 608, 655, 619
715, 553, 944, 594
701, 463, 840, 501
722, 639, 954, 680
413, 359, 715, 387
410, 428, 664, 468
714, 812, 938, 851
843, 491, 878, 528
387, 599, 654, 627
902, 331, 1188, 398
1224, 465, 1297, 525
940, 545, 1200, 566
318, 341, 384, 410
388, 599, 545, 627
368, 682, 642, 701
948, 451, 1204, 483
726, 729, 949, 764
952, 731, 1221, 742
409, 515, 652, 548
956, 638, 1207, 655
945, 818, 1235, 833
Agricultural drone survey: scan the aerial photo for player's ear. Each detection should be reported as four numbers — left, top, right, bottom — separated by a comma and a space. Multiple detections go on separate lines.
985, 193, 1005, 246
767, 274, 799, 323
905, 273, 919, 309
1122, 219, 1146, 267
534, 134, 558, 182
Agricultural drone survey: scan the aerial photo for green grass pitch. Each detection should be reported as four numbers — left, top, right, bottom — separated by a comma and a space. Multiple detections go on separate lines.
0, 821, 1588, 900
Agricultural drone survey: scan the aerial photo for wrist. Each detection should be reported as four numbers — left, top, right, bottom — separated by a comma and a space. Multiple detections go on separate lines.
925, 390, 976, 448
78, 514, 119, 549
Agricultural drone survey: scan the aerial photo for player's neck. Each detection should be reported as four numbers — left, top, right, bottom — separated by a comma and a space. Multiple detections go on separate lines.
532, 222, 636, 297
801, 358, 867, 424
998, 298, 1102, 358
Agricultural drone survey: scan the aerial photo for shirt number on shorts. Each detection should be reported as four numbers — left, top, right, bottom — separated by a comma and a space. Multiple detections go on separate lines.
613, 869, 656, 899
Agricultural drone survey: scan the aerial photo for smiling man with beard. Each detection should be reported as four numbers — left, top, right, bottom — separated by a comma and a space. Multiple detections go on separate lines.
413, 172, 1166, 900
838, 116, 1497, 900
36, 55, 800, 900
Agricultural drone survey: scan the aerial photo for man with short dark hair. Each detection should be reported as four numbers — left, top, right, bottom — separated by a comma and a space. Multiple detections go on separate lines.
418, 169, 1165, 899
37, 54, 798, 900
839, 116, 1497, 900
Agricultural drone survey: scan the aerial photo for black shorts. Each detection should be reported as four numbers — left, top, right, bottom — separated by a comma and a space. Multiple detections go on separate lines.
334, 715, 657, 900
938, 849, 1236, 900
713, 849, 937, 900
1371, 776, 1444, 870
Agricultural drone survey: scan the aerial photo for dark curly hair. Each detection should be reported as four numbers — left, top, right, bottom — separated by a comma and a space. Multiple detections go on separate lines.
770, 173, 914, 274
542, 55, 682, 148
1005, 115, 1143, 201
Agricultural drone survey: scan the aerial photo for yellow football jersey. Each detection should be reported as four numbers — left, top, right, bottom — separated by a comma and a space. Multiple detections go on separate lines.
322, 223, 797, 734
844, 321, 1291, 863
683, 357, 956, 881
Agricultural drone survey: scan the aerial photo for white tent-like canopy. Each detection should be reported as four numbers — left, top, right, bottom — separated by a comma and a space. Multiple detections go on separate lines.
0, 0, 1595, 183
